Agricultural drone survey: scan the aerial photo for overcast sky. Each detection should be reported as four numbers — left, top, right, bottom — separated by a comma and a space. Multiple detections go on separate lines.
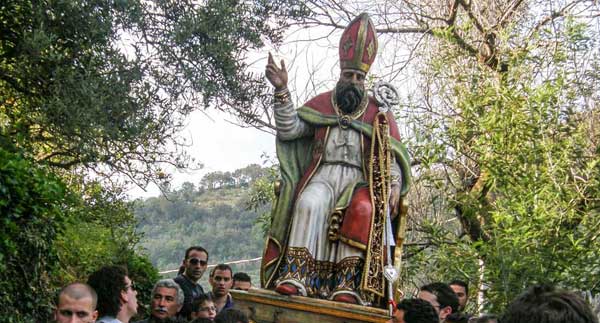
125, 109, 276, 198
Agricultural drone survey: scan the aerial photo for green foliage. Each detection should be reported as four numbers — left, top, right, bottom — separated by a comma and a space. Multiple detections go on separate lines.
0, 147, 67, 322
246, 164, 279, 237
404, 11, 600, 312
135, 165, 273, 284
0, 0, 307, 186
51, 178, 160, 318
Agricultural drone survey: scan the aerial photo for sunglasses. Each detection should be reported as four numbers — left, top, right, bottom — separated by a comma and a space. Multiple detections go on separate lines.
188, 258, 208, 266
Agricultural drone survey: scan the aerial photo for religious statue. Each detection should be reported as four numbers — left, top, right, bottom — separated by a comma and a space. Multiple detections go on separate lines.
260, 12, 411, 307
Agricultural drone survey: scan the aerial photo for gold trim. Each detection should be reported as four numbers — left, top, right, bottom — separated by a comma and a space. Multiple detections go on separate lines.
339, 236, 367, 250
361, 112, 391, 297
331, 87, 368, 121
367, 40, 375, 60
354, 16, 367, 70
341, 61, 372, 73
232, 290, 389, 322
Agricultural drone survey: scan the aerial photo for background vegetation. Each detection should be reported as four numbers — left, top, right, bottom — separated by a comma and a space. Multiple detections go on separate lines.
134, 164, 272, 287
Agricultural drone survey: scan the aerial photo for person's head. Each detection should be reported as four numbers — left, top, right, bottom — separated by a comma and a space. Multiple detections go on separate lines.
150, 279, 184, 319
468, 314, 497, 323
445, 312, 470, 323
335, 13, 377, 115
214, 308, 249, 323
387, 298, 438, 323
418, 282, 459, 322
183, 246, 209, 282
87, 266, 138, 319
500, 285, 598, 323
191, 293, 217, 321
191, 318, 215, 323
54, 283, 98, 323
449, 280, 469, 312
209, 264, 234, 298
232, 272, 252, 291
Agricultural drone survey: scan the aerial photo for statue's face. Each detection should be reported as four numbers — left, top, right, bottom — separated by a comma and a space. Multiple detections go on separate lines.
339, 69, 366, 87
336, 69, 366, 114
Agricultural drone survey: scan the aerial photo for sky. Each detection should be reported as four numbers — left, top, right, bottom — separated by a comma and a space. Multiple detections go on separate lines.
126, 109, 276, 198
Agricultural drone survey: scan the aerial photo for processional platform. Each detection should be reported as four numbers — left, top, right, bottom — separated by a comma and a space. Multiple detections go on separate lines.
231, 289, 390, 323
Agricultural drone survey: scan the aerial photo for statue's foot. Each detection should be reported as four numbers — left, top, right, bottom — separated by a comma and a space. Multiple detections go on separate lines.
275, 283, 299, 296
332, 293, 359, 304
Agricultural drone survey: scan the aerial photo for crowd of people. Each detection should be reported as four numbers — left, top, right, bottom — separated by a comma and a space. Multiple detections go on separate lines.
54, 246, 252, 323
386, 281, 598, 323
52, 245, 599, 323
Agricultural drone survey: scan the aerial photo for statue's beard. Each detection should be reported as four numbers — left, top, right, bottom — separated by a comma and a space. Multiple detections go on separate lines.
335, 81, 365, 114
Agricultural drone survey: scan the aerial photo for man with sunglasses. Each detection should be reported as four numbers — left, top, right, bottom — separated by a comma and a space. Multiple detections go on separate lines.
174, 246, 209, 318
88, 266, 138, 323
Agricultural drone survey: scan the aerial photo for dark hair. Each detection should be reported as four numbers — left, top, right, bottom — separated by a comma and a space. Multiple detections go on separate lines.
215, 308, 249, 323
450, 279, 469, 297
87, 266, 128, 317
470, 314, 498, 323
210, 264, 233, 278
233, 272, 251, 283
191, 318, 215, 323
184, 246, 209, 261
191, 293, 214, 313
420, 282, 460, 313
500, 285, 598, 323
396, 298, 439, 323
446, 312, 470, 323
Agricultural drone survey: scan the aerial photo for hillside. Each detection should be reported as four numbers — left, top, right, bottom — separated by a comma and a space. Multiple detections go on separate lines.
134, 165, 272, 286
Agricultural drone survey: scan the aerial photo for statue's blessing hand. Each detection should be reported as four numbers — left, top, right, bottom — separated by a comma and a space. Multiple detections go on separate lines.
265, 52, 288, 91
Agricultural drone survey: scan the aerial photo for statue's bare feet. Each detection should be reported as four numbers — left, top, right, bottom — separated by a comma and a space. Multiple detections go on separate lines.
275, 283, 299, 296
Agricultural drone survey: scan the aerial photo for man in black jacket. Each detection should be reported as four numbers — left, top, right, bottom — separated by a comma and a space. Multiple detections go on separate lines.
174, 246, 209, 318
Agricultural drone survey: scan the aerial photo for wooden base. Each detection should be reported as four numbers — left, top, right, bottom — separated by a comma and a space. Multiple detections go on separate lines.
230, 289, 390, 323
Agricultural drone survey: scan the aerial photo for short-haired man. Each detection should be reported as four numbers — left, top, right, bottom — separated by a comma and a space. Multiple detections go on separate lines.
232, 272, 251, 291
214, 308, 249, 323
88, 266, 138, 323
387, 298, 438, 323
418, 282, 459, 322
208, 264, 234, 313
501, 285, 598, 323
449, 280, 468, 313
174, 246, 209, 318
135, 279, 184, 322
54, 282, 99, 323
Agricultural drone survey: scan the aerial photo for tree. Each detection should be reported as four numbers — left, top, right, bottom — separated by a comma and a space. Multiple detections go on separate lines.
0, 146, 68, 321
0, 0, 308, 187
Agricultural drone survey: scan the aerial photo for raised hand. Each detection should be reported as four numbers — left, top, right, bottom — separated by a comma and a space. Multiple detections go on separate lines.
265, 52, 288, 91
